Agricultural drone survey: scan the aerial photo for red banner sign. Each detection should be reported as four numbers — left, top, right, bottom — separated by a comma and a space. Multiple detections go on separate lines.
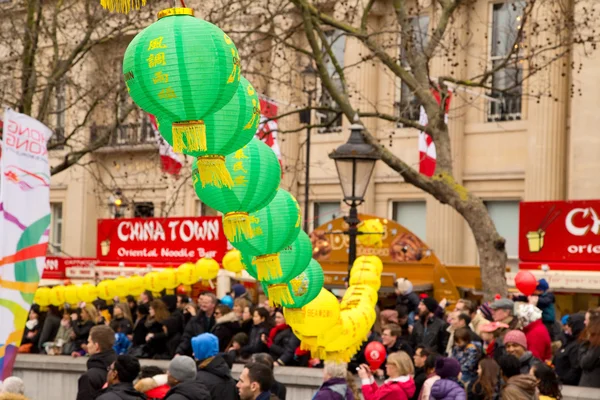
519, 200, 600, 263
96, 217, 227, 263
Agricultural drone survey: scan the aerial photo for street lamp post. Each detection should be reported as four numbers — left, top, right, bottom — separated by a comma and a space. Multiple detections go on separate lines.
301, 63, 318, 233
329, 121, 380, 278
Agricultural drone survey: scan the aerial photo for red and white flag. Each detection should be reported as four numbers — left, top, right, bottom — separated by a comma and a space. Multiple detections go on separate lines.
256, 97, 283, 175
148, 114, 182, 176
418, 90, 451, 177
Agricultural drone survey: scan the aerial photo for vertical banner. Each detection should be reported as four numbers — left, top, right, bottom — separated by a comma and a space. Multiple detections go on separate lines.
0, 108, 52, 379
418, 90, 451, 177
256, 97, 283, 174
148, 114, 182, 176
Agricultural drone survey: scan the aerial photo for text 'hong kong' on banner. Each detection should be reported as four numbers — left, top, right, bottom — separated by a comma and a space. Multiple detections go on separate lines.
0, 108, 52, 379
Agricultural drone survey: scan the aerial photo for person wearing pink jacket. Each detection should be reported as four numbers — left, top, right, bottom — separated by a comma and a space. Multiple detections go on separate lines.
358, 351, 416, 400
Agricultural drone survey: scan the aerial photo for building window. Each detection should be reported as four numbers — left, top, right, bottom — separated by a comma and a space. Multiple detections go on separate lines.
134, 202, 154, 218
49, 78, 66, 149
49, 203, 63, 255
396, 16, 430, 126
487, 1, 526, 122
485, 200, 519, 259
196, 201, 219, 217
313, 202, 340, 229
319, 30, 345, 132
392, 201, 427, 240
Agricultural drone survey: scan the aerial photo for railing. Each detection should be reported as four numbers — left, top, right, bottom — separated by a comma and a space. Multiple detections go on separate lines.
90, 122, 155, 147
487, 93, 522, 122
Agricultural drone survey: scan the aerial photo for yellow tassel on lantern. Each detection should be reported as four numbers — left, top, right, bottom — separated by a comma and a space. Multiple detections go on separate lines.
100, 0, 146, 13
267, 284, 294, 307
172, 121, 207, 152
255, 253, 282, 280
196, 156, 234, 189
224, 212, 254, 242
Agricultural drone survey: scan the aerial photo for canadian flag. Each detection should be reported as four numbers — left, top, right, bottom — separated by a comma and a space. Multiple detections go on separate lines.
418, 90, 451, 177
148, 114, 182, 176
256, 97, 283, 176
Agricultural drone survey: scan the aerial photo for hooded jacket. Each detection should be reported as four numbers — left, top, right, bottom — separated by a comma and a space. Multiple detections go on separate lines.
501, 375, 538, 400
312, 377, 355, 400
76, 349, 117, 400
96, 382, 147, 400
361, 375, 415, 400
195, 355, 238, 400
430, 379, 466, 400
135, 374, 170, 399
523, 319, 551, 361
210, 312, 240, 352
518, 351, 541, 375
164, 380, 211, 400
395, 280, 420, 315
553, 313, 584, 385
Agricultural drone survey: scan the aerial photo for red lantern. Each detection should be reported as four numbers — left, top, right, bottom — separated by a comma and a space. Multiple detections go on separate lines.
515, 271, 537, 296
364, 341, 386, 371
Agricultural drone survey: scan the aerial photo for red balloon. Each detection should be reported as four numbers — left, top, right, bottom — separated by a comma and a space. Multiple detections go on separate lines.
364, 341, 386, 371
515, 271, 537, 296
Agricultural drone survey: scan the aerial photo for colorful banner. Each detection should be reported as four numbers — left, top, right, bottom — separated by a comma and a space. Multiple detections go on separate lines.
0, 108, 52, 379
519, 200, 600, 263
97, 216, 228, 263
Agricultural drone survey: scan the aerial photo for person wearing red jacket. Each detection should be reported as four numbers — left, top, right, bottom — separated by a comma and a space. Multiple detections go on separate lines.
359, 351, 416, 400
515, 303, 552, 361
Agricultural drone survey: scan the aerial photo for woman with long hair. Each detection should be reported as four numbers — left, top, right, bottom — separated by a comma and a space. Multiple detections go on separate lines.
578, 308, 600, 387
71, 304, 98, 357
261, 309, 297, 366
240, 307, 271, 358
145, 299, 171, 358
110, 302, 133, 335
359, 351, 416, 400
468, 358, 500, 400
531, 363, 562, 400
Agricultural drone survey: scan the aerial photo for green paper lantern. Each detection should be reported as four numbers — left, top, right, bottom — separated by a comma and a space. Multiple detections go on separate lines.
242, 231, 312, 283
193, 138, 281, 241
228, 189, 301, 281
261, 258, 324, 308
159, 76, 260, 188
123, 7, 240, 151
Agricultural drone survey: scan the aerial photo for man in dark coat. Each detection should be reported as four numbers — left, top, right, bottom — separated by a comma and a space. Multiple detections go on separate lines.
165, 355, 211, 400
456, 313, 483, 345
97, 355, 146, 400
250, 353, 286, 400
76, 325, 117, 400
410, 345, 432, 400
176, 293, 217, 356
411, 297, 448, 354
192, 333, 238, 400
382, 323, 414, 357
554, 312, 585, 385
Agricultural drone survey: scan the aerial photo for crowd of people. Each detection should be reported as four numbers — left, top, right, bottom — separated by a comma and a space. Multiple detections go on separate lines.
6, 278, 600, 399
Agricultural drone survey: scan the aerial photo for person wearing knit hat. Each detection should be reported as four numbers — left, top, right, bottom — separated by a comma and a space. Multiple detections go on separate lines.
429, 358, 464, 400
412, 298, 448, 354
504, 330, 542, 374
165, 356, 211, 400
395, 278, 421, 317
192, 333, 238, 400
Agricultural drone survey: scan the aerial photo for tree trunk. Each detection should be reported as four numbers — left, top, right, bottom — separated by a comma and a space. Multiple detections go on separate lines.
458, 196, 508, 300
